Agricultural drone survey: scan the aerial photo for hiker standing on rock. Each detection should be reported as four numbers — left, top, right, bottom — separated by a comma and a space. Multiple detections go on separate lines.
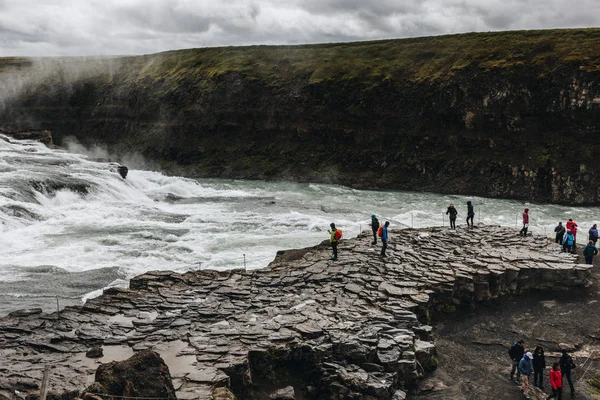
559, 349, 576, 397
583, 240, 598, 265
509, 339, 525, 382
566, 219, 578, 246
589, 224, 598, 246
519, 351, 534, 399
446, 203, 458, 229
562, 230, 575, 253
370, 214, 380, 245
381, 221, 390, 257
519, 208, 529, 236
466, 201, 475, 228
554, 222, 565, 244
546, 362, 562, 400
533, 345, 546, 390
328, 223, 342, 261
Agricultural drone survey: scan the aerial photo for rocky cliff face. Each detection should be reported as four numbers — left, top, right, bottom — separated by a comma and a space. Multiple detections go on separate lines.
1, 29, 600, 204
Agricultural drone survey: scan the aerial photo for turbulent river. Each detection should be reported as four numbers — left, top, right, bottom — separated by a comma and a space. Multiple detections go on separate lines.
1, 134, 599, 315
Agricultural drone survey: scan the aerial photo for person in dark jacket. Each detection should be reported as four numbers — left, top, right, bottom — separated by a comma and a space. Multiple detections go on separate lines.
370, 214, 380, 245
559, 349, 576, 396
466, 201, 475, 228
446, 203, 458, 229
583, 240, 599, 265
381, 221, 389, 257
519, 352, 534, 399
554, 222, 565, 244
589, 224, 598, 245
547, 362, 562, 399
520, 208, 530, 236
509, 339, 525, 382
533, 345, 546, 389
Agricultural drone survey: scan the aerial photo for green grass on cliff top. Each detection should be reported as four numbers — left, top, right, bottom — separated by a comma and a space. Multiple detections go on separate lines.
126, 28, 600, 84
2, 28, 600, 84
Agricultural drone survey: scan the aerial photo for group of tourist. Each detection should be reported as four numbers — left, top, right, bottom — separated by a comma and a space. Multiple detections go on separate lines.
327, 204, 600, 266
509, 340, 576, 399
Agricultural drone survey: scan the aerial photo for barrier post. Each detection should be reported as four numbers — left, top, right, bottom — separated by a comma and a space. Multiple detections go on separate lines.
442, 213, 444, 227
411, 214, 414, 228
56, 296, 60, 320
243, 254, 246, 270
40, 365, 50, 400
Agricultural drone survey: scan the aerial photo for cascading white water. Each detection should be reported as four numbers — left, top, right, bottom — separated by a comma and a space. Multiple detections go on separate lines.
1, 134, 598, 315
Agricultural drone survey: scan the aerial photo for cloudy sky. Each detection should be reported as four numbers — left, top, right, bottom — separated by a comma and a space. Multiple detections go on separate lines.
1, 0, 599, 57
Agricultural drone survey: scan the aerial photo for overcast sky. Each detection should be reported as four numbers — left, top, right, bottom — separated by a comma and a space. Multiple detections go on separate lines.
1, 0, 599, 57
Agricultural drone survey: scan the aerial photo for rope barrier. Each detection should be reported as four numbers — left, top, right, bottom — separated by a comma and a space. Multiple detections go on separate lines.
91, 394, 176, 400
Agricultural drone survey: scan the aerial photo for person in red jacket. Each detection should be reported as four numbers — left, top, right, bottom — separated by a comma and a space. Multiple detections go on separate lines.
566, 219, 578, 244
519, 208, 530, 236
546, 362, 562, 399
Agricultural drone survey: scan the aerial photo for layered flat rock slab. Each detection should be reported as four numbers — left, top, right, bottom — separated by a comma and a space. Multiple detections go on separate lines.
0, 226, 590, 399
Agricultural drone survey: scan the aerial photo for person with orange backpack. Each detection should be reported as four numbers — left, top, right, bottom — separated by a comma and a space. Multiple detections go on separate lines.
328, 223, 342, 261
381, 221, 390, 257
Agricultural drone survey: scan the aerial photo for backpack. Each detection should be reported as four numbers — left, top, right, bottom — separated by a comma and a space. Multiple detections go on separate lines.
508, 343, 519, 359
334, 229, 342, 241
377, 226, 383, 237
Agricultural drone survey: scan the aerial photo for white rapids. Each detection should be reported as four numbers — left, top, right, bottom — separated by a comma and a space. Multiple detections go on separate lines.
1, 134, 598, 314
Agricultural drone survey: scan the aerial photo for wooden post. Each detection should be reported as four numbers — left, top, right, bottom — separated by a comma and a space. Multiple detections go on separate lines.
40, 365, 50, 400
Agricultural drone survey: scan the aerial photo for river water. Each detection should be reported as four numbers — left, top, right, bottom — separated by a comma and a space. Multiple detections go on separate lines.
1, 135, 598, 315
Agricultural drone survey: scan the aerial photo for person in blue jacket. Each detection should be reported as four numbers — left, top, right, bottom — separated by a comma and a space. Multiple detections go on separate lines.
589, 224, 598, 245
562, 230, 575, 253
519, 351, 534, 399
381, 221, 390, 257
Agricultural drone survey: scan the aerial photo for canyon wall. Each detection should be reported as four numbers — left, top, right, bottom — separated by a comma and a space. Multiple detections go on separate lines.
1, 29, 600, 203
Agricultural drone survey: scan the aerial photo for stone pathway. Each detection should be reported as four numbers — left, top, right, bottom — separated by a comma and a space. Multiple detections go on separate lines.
0, 225, 591, 399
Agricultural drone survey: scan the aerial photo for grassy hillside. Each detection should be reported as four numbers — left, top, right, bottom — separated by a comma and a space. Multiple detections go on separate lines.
2, 28, 600, 204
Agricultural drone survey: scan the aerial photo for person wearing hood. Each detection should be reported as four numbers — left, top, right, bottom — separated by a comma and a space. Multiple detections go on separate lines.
554, 222, 565, 244
466, 201, 475, 228
589, 224, 598, 245
519, 351, 534, 399
559, 349, 576, 396
583, 240, 598, 265
446, 203, 458, 229
562, 230, 575, 253
547, 362, 563, 399
520, 208, 530, 237
566, 219, 578, 244
370, 214, 380, 245
533, 345, 546, 389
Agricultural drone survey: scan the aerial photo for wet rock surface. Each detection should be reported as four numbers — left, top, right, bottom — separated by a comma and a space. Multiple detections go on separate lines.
0, 226, 591, 399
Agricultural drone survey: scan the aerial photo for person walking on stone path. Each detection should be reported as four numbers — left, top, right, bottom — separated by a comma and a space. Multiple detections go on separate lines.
562, 230, 575, 254
381, 221, 390, 257
446, 203, 458, 229
466, 201, 475, 228
533, 345, 546, 390
589, 224, 598, 246
520, 208, 530, 237
370, 214, 380, 245
554, 222, 565, 244
559, 349, 576, 397
566, 219, 578, 245
546, 362, 563, 400
583, 240, 598, 264
328, 223, 341, 261
509, 339, 526, 382
519, 351, 534, 399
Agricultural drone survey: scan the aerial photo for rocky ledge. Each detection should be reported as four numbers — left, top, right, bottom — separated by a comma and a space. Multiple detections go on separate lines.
0, 226, 592, 400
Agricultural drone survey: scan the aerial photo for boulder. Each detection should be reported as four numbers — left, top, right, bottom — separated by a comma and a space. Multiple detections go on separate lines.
86, 346, 104, 358
87, 350, 176, 399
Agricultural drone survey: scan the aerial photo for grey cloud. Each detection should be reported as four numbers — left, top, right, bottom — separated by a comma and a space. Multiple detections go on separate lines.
0, 0, 599, 57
